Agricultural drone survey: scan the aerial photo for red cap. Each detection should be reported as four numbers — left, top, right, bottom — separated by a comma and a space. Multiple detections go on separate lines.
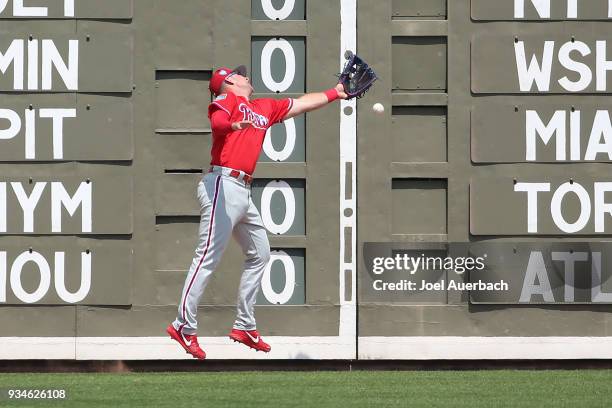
209, 65, 247, 96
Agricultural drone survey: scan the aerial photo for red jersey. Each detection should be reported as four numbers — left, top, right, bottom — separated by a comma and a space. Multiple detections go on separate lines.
207, 92, 293, 175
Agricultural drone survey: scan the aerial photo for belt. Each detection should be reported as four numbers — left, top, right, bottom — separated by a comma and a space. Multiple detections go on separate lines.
208, 166, 253, 185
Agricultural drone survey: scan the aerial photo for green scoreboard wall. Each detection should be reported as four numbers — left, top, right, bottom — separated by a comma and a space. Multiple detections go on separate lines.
2, 0, 612, 360
358, 0, 612, 360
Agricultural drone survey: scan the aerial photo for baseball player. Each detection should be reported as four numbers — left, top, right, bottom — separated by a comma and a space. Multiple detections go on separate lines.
166, 65, 347, 359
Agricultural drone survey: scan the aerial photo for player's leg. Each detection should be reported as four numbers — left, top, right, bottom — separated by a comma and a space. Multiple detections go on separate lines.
171, 174, 246, 336
232, 201, 270, 330
228, 197, 272, 352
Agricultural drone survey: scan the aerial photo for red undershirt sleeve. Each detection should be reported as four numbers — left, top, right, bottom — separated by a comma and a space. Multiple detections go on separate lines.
210, 109, 233, 134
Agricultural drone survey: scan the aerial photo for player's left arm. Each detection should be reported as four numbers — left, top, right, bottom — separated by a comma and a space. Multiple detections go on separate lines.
284, 83, 348, 120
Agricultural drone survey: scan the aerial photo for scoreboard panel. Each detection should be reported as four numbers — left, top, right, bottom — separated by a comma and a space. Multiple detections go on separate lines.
357, 0, 612, 359
2, 0, 612, 360
0, 0, 349, 360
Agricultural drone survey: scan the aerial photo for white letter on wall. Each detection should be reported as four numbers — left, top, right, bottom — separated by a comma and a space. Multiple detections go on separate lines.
520, 251, 554, 302
42, 39, 78, 90
525, 110, 566, 160
514, 0, 551, 18
0, 109, 21, 140
54, 251, 91, 303
10, 251, 51, 303
12, 182, 46, 233
13, 0, 47, 16
51, 181, 92, 233
550, 182, 591, 233
39, 108, 76, 160
514, 182, 551, 233
585, 110, 612, 160
514, 40, 555, 91
558, 41, 592, 92
0, 39, 24, 90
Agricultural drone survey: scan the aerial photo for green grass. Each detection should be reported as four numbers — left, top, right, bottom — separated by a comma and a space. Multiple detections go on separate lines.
0, 370, 611, 408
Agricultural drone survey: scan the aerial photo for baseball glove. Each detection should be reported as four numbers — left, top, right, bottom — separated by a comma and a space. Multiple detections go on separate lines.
338, 50, 378, 100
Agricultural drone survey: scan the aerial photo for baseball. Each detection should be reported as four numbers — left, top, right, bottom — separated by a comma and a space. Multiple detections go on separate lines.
373, 103, 384, 113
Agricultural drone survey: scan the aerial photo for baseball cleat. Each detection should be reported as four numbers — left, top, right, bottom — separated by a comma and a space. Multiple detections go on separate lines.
229, 329, 271, 352
166, 324, 206, 360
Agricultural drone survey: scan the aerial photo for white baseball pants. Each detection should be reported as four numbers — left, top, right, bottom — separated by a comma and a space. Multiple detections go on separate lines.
172, 167, 270, 335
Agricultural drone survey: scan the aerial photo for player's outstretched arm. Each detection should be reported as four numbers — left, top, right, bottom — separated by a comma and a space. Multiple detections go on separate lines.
284, 83, 348, 120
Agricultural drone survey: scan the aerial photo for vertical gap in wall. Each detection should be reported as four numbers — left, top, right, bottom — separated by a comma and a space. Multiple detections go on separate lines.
74, 306, 77, 359
344, 269, 352, 302
345, 162, 352, 200
344, 227, 352, 264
